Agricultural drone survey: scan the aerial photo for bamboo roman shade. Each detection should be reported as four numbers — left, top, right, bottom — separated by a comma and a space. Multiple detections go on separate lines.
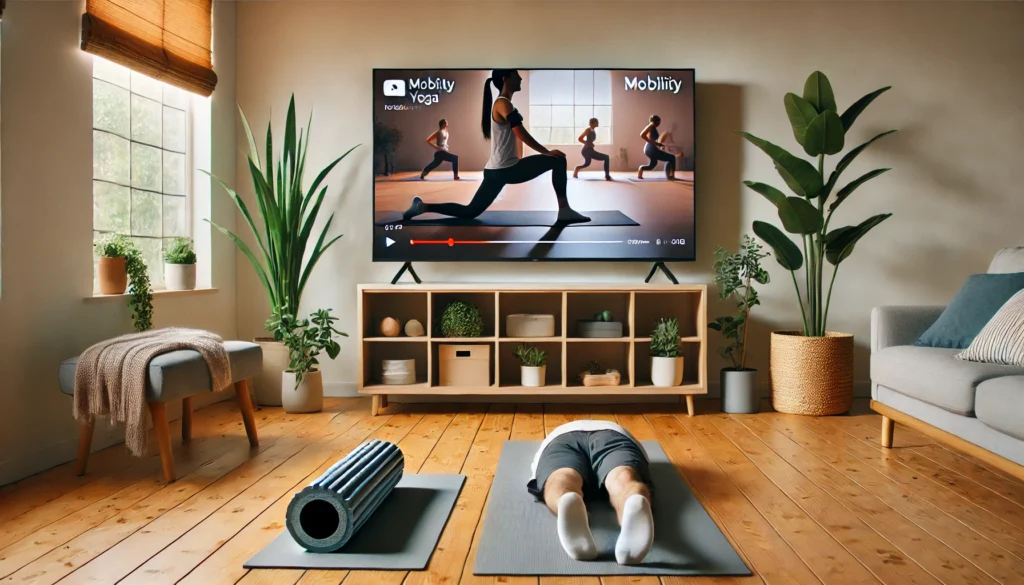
81, 0, 217, 96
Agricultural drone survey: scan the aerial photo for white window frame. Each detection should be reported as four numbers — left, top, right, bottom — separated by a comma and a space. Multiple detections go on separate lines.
528, 70, 613, 147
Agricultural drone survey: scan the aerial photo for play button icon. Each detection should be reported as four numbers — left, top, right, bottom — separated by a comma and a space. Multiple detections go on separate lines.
385, 237, 396, 247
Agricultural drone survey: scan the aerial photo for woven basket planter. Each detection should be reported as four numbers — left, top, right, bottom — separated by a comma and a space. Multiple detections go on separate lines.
770, 331, 854, 415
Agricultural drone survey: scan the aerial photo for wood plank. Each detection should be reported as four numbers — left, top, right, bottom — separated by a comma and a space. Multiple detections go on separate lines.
910, 443, 1024, 505
721, 414, 996, 585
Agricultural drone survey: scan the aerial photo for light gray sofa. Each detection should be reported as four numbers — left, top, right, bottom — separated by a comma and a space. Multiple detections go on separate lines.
870, 247, 1024, 479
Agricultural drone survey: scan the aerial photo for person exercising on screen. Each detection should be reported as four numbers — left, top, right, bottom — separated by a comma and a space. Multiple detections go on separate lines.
637, 115, 676, 180
403, 69, 590, 224
573, 118, 611, 181
529, 420, 655, 565
420, 119, 460, 180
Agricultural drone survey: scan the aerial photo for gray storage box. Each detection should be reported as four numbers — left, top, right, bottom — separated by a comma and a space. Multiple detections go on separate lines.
577, 320, 624, 338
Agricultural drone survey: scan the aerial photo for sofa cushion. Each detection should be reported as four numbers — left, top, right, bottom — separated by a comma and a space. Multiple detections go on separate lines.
59, 340, 262, 403
975, 376, 1024, 440
957, 289, 1024, 366
987, 246, 1024, 274
871, 345, 1024, 415
914, 273, 1024, 349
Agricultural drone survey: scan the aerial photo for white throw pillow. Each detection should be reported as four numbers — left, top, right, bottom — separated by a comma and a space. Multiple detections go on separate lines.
957, 289, 1024, 365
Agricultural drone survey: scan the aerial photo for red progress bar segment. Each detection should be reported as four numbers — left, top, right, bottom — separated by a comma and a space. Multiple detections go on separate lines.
410, 238, 488, 246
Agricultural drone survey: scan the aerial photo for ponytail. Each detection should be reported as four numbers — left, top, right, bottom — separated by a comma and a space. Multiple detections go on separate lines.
481, 69, 515, 139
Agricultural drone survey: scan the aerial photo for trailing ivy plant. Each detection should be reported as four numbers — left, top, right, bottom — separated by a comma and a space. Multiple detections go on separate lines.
742, 71, 895, 336
709, 235, 770, 371
269, 308, 347, 389
513, 343, 547, 367
650, 318, 681, 358
163, 237, 197, 264
94, 234, 153, 332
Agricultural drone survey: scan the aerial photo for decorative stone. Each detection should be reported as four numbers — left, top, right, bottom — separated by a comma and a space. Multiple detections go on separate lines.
404, 318, 425, 337
380, 317, 401, 337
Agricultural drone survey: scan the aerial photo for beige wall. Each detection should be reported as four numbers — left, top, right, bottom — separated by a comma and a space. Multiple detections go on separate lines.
0, 1, 238, 484
234, 0, 1024, 399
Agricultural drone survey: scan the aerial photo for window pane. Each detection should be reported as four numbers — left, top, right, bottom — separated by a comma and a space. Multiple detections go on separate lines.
93, 131, 130, 184
93, 58, 130, 89
594, 70, 613, 105
163, 151, 186, 195
163, 196, 187, 237
130, 71, 163, 102
551, 71, 574, 105
163, 85, 189, 110
531, 127, 551, 143
131, 94, 162, 147
163, 107, 186, 152
594, 105, 612, 125
132, 237, 164, 285
574, 70, 594, 105
530, 105, 551, 127
550, 127, 575, 145
94, 80, 129, 137
551, 105, 573, 127
595, 126, 612, 145
131, 143, 162, 191
94, 182, 130, 233
131, 190, 162, 237
529, 70, 554, 105
574, 106, 594, 129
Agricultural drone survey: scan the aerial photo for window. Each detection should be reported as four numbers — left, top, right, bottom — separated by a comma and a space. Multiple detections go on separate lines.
528, 70, 613, 146
92, 58, 191, 288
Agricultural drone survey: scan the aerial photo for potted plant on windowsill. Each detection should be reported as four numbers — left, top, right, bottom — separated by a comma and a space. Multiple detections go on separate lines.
205, 95, 359, 406
94, 233, 153, 332
709, 235, 770, 413
274, 309, 347, 414
650, 317, 683, 387
742, 71, 895, 415
514, 343, 547, 387
163, 237, 197, 291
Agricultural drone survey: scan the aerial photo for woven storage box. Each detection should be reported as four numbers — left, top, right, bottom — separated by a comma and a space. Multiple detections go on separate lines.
769, 331, 854, 415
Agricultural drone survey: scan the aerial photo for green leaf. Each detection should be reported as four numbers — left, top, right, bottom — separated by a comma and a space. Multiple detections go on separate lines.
841, 86, 891, 132
740, 133, 824, 198
803, 71, 837, 113
801, 110, 845, 157
784, 93, 818, 146
284, 96, 297, 171
824, 213, 892, 265
743, 181, 787, 207
829, 168, 891, 212
237, 104, 262, 172
777, 196, 823, 235
823, 130, 897, 197
207, 219, 278, 307
753, 220, 803, 270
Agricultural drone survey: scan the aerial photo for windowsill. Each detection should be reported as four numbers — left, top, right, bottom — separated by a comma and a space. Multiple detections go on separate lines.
85, 288, 219, 303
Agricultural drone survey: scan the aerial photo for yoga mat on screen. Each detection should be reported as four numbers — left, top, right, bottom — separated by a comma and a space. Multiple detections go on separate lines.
374, 210, 639, 227
244, 474, 465, 570
396, 176, 480, 182
626, 177, 693, 184
473, 441, 750, 576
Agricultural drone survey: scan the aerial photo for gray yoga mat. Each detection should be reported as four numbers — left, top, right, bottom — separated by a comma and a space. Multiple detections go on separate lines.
244, 474, 465, 570
395, 176, 479, 182
626, 176, 693, 183
473, 441, 750, 576
374, 210, 639, 227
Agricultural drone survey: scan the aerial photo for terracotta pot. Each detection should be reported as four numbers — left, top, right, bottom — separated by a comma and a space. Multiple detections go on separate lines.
282, 369, 324, 414
651, 356, 683, 387
253, 338, 289, 406
97, 257, 128, 294
164, 263, 196, 291
770, 331, 854, 415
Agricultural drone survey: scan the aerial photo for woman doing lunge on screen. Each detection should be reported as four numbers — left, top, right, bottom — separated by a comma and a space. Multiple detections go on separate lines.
420, 119, 460, 180
573, 118, 611, 180
637, 115, 676, 180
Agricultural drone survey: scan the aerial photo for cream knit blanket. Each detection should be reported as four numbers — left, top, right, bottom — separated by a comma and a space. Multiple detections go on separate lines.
73, 328, 232, 456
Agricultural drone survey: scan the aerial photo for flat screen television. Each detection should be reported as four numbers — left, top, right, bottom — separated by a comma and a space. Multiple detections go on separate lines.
373, 68, 695, 262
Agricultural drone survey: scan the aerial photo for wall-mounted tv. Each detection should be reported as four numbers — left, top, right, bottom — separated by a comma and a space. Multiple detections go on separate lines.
373, 68, 695, 262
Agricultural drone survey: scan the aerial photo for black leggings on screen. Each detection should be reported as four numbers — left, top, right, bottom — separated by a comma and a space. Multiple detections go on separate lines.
423, 155, 568, 219
577, 146, 610, 175
422, 150, 459, 177
640, 145, 675, 177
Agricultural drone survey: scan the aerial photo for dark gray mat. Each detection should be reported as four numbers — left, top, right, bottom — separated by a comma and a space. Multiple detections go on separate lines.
395, 176, 479, 182
244, 474, 465, 570
374, 210, 639, 227
473, 441, 750, 576
626, 176, 692, 183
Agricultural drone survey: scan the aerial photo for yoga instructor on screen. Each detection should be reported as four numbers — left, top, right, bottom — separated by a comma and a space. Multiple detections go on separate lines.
637, 115, 676, 180
420, 119, 460, 180
403, 69, 590, 224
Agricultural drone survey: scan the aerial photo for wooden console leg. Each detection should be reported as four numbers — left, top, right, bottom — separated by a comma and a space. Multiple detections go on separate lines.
181, 396, 193, 444
371, 394, 381, 417
685, 395, 695, 417
149, 402, 176, 483
234, 379, 259, 447
75, 422, 94, 476
881, 415, 895, 448
380, 394, 389, 409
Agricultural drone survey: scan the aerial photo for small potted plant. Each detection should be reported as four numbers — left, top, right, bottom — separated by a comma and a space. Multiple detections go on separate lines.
709, 235, 770, 413
514, 343, 547, 387
163, 237, 197, 291
650, 317, 683, 387
94, 233, 153, 332
440, 300, 484, 337
274, 309, 347, 414
579, 360, 621, 387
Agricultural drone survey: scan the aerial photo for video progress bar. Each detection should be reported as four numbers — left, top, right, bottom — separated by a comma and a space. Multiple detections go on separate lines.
410, 239, 624, 246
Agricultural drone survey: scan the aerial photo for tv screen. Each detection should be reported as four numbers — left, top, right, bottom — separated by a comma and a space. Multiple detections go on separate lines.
373, 68, 695, 262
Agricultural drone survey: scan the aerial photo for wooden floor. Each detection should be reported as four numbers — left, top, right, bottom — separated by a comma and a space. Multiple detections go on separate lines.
2, 398, 1023, 585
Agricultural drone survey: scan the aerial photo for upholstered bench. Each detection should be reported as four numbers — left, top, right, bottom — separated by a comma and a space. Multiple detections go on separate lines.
59, 340, 263, 483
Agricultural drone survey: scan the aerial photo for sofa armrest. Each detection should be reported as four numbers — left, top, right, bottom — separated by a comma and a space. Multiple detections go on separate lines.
871, 305, 946, 353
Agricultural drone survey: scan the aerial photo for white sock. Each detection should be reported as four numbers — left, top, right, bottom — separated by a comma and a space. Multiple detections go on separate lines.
556, 492, 598, 561
615, 494, 654, 565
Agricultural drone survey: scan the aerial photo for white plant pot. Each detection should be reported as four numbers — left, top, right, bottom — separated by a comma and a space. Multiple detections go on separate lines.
282, 370, 324, 414
164, 263, 196, 291
254, 339, 289, 406
651, 356, 683, 387
521, 365, 546, 388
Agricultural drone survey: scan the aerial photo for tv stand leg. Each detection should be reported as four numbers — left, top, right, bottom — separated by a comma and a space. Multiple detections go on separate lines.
685, 395, 695, 417
391, 262, 422, 285
645, 261, 679, 284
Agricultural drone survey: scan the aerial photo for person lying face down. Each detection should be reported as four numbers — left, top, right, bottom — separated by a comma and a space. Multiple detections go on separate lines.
527, 420, 655, 565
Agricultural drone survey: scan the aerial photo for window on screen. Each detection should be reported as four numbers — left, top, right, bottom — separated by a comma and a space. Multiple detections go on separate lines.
528, 70, 612, 147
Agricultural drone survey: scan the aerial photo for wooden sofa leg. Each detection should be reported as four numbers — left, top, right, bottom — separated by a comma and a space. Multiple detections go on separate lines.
75, 422, 94, 476
685, 395, 695, 417
182, 396, 193, 444
235, 379, 259, 447
881, 415, 895, 448
149, 402, 176, 483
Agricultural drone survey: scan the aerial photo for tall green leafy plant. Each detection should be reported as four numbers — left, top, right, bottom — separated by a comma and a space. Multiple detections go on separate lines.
743, 71, 895, 336
709, 235, 770, 370
205, 95, 359, 337
95, 234, 153, 332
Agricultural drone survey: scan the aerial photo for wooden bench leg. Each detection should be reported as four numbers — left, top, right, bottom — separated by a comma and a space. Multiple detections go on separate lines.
182, 396, 193, 444
149, 402, 176, 483
235, 379, 259, 447
685, 395, 695, 417
881, 415, 895, 448
75, 422, 94, 476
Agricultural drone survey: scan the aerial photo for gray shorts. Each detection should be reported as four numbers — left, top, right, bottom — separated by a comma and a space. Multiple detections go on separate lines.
527, 430, 651, 500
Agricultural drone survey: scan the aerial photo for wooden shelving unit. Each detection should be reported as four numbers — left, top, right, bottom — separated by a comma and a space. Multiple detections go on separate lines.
358, 283, 707, 416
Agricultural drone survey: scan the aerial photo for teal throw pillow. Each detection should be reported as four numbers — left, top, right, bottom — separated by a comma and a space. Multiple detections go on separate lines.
915, 273, 1024, 349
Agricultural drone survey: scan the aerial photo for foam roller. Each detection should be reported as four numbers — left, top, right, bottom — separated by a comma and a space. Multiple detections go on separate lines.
286, 439, 405, 552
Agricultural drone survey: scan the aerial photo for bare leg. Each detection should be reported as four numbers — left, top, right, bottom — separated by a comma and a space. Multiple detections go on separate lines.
605, 466, 654, 565
543, 468, 598, 560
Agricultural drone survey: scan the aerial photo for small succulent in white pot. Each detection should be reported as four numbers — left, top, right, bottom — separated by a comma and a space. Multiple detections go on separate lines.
514, 343, 547, 388
163, 237, 197, 291
650, 317, 683, 387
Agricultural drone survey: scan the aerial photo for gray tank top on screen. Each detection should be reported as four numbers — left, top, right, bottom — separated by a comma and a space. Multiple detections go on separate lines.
485, 97, 519, 170
584, 128, 596, 146
436, 128, 448, 150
